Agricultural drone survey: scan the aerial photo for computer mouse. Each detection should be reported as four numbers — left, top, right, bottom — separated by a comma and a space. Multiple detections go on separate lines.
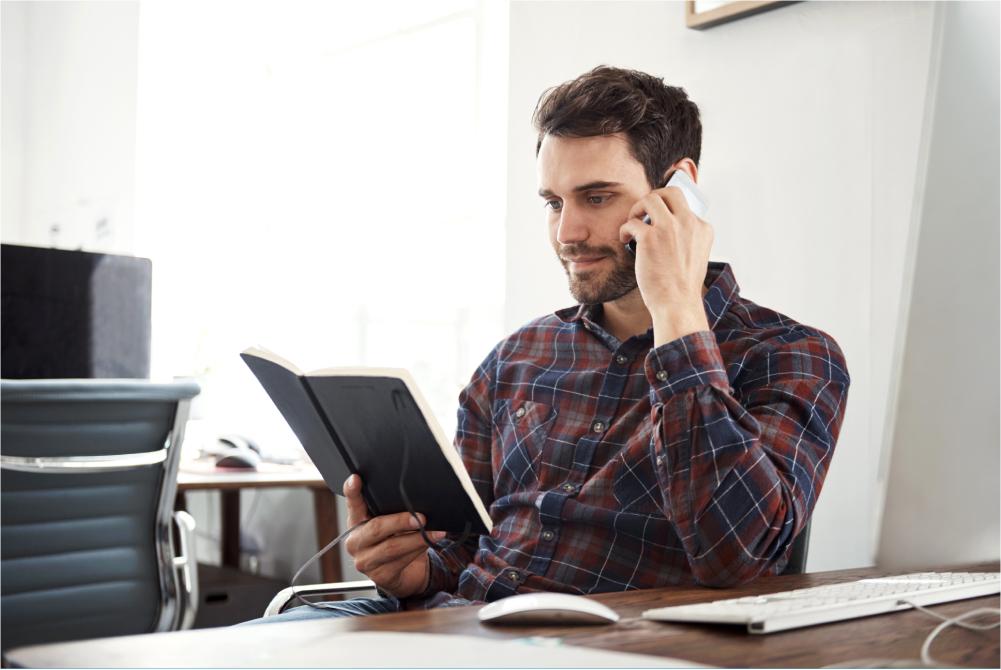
477, 592, 620, 625
213, 440, 261, 469
218, 434, 261, 455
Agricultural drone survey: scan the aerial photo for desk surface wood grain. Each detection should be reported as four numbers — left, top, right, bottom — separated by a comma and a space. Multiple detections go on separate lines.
5, 563, 998, 668
317, 562, 1001, 668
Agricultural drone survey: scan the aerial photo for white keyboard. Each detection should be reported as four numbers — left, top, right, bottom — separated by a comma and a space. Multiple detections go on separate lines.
642, 571, 1000, 634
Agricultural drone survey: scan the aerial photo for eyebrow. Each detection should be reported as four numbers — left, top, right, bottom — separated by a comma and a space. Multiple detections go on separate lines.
538, 181, 623, 198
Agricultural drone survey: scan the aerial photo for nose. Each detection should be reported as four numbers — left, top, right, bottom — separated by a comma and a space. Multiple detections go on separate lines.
555, 204, 589, 246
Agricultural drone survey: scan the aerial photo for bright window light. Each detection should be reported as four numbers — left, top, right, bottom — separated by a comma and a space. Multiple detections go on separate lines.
135, 1, 507, 456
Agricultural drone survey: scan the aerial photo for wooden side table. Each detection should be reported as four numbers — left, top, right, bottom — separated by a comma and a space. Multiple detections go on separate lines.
176, 460, 342, 582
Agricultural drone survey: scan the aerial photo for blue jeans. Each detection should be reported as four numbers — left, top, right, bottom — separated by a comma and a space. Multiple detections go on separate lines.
241, 593, 473, 624
241, 596, 402, 624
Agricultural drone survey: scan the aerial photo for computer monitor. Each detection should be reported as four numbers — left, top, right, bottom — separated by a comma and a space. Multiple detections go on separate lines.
1, 244, 152, 379
875, 0, 999, 570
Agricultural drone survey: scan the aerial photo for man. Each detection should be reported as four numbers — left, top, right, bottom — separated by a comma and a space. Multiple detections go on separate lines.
263, 65, 849, 621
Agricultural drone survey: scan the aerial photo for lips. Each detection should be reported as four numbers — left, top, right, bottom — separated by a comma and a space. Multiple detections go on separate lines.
565, 256, 606, 266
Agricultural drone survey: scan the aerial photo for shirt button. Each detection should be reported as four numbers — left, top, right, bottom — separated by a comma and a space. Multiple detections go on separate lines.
541, 530, 555, 541
615, 354, 628, 365
514, 406, 526, 419
561, 483, 576, 493
506, 570, 519, 582
656, 370, 668, 381
592, 421, 605, 433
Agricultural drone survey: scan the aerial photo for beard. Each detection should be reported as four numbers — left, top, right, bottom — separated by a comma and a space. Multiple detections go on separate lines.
556, 242, 638, 304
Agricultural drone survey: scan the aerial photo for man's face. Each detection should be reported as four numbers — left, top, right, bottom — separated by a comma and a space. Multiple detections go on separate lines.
537, 133, 651, 305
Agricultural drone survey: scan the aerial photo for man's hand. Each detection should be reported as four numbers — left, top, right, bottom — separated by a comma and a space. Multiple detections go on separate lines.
619, 183, 713, 347
342, 474, 445, 598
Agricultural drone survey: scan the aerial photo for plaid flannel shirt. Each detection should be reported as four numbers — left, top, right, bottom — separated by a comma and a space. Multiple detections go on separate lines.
413, 262, 849, 606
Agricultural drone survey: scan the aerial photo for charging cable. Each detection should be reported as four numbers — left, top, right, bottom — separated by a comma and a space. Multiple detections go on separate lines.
898, 599, 1000, 666
289, 518, 371, 611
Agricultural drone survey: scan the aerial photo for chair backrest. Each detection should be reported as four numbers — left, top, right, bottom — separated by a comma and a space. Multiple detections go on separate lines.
780, 521, 812, 575
0, 379, 199, 650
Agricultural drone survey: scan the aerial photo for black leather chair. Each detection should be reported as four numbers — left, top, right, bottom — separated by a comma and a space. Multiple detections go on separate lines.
782, 521, 811, 575
0, 379, 200, 651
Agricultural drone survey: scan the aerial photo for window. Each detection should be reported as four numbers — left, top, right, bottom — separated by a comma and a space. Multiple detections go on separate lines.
135, 1, 508, 455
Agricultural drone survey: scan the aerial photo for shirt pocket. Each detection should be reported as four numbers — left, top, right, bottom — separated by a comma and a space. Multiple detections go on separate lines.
612, 439, 665, 516
491, 399, 556, 491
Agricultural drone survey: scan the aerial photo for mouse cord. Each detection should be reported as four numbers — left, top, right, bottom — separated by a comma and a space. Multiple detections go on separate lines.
897, 599, 1000, 666
288, 517, 371, 611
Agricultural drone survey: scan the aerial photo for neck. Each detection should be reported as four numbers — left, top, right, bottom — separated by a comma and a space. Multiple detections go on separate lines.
600, 289, 652, 342
600, 285, 710, 343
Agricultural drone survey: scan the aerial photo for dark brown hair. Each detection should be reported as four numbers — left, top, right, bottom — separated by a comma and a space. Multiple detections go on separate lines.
533, 65, 702, 189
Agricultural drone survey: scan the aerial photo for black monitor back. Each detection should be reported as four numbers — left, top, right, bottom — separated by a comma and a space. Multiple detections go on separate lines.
1, 244, 152, 378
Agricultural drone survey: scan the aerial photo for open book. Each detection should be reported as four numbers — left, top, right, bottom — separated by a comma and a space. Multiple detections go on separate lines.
241, 346, 492, 535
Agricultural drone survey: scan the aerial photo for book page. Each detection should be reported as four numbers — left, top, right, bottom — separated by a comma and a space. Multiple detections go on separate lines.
241, 346, 304, 376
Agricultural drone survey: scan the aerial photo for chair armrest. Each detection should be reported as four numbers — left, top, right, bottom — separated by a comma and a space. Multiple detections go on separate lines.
264, 579, 377, 617
172, 510, 199, 629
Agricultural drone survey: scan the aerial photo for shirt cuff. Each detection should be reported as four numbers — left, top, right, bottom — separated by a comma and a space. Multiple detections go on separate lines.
645, 330, 730, 399
400, 548, 456, 604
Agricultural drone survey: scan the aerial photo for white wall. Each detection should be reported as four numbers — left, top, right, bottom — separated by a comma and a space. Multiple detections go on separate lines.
504, 1, 940, 570
5, 0, 990, 578
876, 0, 1000, 568
1, 0, 139, 253
1, 2, 27, 240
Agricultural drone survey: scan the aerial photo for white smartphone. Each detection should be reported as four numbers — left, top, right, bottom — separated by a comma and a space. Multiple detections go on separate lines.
625, 170, 709, 254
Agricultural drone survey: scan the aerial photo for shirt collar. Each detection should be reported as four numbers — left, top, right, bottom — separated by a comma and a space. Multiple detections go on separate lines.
554, 262, 740, 331
703, 261, 740, 329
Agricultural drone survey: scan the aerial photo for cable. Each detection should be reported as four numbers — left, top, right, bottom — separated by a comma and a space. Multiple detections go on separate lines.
898, 599, 1001, 667
289, 518, 371, 610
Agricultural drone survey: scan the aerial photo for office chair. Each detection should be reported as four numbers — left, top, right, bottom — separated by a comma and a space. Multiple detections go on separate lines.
263, 520, 813, 616
264, 579, 378, 617
0, 379, 200, 651
782, 521, 811, 575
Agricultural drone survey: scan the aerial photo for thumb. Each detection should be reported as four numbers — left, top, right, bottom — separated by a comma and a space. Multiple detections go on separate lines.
343, 474, 371, 525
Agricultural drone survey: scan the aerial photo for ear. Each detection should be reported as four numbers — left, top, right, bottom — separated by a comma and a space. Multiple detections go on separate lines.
664, 158, 699, 185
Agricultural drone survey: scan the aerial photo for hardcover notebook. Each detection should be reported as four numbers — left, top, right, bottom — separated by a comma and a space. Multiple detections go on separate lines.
241, 347, 492, 535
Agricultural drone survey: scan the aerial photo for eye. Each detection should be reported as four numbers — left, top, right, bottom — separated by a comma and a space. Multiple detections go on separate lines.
586, 193, 612, 205
545, 199, 563, 212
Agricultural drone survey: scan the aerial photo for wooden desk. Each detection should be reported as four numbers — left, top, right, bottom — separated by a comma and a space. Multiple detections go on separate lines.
6, 563, 998, 668
176, 460, 342, 582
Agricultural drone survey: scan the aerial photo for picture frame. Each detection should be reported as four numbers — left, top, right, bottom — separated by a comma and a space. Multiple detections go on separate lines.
685, 1, 798, 30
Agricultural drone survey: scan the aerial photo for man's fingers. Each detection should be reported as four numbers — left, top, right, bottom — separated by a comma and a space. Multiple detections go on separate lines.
343, 474, 370, 526
627, 191, 673, 224
627, 186, 699, 226
619, 218, 648, 245
351, 512, 428, 552
370, 547, 429, 583
659, 185, 695, 219
368, 512, 426, 540
353, 531, 443, 575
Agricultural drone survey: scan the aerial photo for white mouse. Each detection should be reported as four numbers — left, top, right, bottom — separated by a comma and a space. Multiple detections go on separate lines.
477, 592, 620, 625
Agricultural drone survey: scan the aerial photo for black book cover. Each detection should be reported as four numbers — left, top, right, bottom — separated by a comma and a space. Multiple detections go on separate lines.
241, 348, 492, 535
